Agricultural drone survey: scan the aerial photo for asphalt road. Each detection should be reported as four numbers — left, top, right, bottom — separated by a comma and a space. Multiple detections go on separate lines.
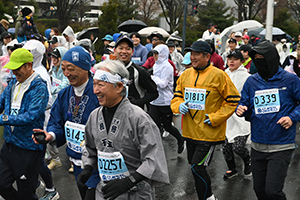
1, 116, 300, 200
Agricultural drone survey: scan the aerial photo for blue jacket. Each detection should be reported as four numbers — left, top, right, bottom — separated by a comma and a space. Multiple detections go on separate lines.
238, 67, 300, 145
47, 76, 99, 159
0, 75, 49, 151
132, 43, 148, 66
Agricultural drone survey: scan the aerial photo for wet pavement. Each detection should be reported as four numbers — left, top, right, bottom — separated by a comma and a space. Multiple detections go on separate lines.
1, 115, 300, 200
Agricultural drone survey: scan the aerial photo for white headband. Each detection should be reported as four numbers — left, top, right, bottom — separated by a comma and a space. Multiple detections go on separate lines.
94, 70, 128, 86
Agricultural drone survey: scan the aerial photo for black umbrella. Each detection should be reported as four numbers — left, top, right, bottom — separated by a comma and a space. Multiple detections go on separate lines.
117, 19, 147, 33
77, 27, 100, 40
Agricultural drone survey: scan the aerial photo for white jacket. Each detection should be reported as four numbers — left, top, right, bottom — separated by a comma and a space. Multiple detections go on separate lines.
225, 65, 251, 142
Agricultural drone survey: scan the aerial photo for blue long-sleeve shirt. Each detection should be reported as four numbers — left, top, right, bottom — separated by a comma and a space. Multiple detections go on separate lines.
131, 43, 148, 66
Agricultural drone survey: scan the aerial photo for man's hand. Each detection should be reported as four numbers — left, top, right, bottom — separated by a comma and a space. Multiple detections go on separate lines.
32, 129, 53, 144
277, 116, 293, 129
236, 105, 248, 116
179, 102, 189, 115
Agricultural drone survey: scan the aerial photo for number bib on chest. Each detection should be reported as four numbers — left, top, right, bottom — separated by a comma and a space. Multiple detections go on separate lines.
52, 77, 62, 87
184, 88, 206, 110
10, 103, 20, 115
254, 89, 280, 114
64, 121, 85, 153
97, 151, 130, 182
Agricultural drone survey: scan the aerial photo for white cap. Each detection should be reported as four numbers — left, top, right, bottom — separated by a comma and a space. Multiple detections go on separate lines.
235, 32, 242, 37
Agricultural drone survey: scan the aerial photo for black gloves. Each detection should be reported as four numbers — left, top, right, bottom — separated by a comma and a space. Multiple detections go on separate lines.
102, 172, 144, 200
77, 165, 93, 190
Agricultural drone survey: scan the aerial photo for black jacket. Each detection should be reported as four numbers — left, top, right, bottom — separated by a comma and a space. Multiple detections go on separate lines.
125, 62, 158, 109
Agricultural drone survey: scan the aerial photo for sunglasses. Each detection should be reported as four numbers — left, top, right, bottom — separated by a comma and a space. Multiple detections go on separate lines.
152, 39, 159, 41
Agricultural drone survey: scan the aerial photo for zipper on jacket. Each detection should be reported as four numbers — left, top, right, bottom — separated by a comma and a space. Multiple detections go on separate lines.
194, 71, 200, 86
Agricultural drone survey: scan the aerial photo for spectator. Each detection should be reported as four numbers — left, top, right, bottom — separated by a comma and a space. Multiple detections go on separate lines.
62, 26, 77, 49
242, 34, 251, 46
0, 32, 12, 56
250, 34, 261, 46
167, 40, 184, 72
145, 35, 153, 52
234, 32, 243, 47
17, 7, 39, 43
206, 39, 225, 70
202, 23, 217, 41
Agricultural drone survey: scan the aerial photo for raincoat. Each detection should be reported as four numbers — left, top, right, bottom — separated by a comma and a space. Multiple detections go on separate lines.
225, 65, 250, 143
51, 46, 69, 100
151, 44, 173, 106
62, 26, 78, 49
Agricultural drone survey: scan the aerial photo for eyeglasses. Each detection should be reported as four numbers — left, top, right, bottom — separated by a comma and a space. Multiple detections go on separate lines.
152, 39, 159, 41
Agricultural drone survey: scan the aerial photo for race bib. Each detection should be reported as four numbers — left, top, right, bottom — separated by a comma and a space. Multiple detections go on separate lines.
64, 121, 85, 153
97, 151, 130, 182
254, 89, 280, 114
10, 103, 20, 115
131, 57, 141, 63
184, 88, 206, 110
52, 77, 62, 87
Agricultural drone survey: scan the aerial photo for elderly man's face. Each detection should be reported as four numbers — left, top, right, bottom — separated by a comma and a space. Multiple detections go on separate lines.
61, 60, 88, 87
93, 69, 123, 108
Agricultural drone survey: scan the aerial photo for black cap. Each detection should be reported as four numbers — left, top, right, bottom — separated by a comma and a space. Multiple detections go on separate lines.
228, 38, 237, 44
115, 35, 134, 49
0, 32, 11, 40
190, 41, 211, 54
207, 23, 217, 29
227, 50, 244, 61
238, 45, 251, 53
49, 36, 58, 44
167, 41, 175, 47
21, 7, 33, 17
49, 48, 61, 58
150, 32, 164, 41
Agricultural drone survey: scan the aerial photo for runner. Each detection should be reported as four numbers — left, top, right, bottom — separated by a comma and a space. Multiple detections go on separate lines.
79, 59, 169, 199
33, 46, 100, 200
171, 40, 240, 200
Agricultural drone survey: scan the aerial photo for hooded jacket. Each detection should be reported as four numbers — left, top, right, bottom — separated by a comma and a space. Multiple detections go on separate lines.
238, 41, 300, 145
51, 46, 69, 100
62, 26, 78, 49
151, 44, 174, 106
0, 75, 48, 150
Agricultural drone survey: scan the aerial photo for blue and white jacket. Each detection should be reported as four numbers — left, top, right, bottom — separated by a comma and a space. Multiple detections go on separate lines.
0, 75, 49, 151
238, 67, 300, 145
47, 76, 99, 159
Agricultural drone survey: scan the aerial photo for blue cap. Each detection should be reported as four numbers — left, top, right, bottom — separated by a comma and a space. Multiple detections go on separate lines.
181, 52, 191, 65
62, 46, 91, 71
102, 34, 113, 41
115, 35, 134, 49
191, 41, 211, 54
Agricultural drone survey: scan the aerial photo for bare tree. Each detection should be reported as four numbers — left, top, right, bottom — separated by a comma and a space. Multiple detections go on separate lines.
287, 0, 300, 23
136, 0, 161, 25
157, 0, 185, 32
48, 0, 90, 30
233, 0, 267, 21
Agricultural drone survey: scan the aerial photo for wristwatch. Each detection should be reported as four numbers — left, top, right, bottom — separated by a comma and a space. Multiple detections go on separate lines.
128, 175, 136, 184
2, 115, 8, 122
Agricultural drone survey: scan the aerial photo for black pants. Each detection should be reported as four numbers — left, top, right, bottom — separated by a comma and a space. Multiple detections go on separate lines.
0, 142, 44, 200
149, 105, 183, 144
251, 148, 293, 200
187, 141, 215, 200
222, 135, 250, 170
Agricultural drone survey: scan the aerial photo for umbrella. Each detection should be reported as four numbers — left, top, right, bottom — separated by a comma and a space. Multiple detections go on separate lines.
259, 27, 285, 35
76, 27, 100, 40
138, 27, 170, 37
117, 19, 147, 33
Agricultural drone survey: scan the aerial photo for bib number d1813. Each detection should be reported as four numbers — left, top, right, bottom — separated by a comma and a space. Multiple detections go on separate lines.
184, 87, 206, 110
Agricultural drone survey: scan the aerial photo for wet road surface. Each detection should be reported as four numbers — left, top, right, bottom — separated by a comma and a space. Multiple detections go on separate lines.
1, 115, 300, 200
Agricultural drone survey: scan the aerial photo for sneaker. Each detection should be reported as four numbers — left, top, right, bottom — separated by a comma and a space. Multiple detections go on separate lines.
162, 131, 169, 138
68, 164, 74, 173
206, 194, 218, 200
39, 189, 60, 200
44, 150, 52, 161
244, 160, 252, 178
47, 158, 62, 170
223, 169, 238, 179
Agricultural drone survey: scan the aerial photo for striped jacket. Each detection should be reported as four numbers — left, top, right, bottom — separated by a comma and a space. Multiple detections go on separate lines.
171, 64, 240, 143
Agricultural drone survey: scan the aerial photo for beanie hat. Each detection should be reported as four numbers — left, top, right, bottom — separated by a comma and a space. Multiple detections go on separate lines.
21, 7, 33, 17
62, 46, 91, 71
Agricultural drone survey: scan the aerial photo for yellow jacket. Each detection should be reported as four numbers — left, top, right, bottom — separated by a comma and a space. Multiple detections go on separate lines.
171, 64, 240, 143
